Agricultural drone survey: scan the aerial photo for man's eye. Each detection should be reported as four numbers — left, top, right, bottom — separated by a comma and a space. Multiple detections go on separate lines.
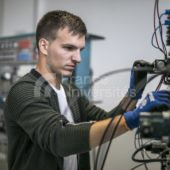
80, 48, 84, 52
64, 46, 74, 51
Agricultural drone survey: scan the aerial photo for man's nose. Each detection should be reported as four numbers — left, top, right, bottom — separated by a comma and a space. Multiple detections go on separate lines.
72, 50, 81, 63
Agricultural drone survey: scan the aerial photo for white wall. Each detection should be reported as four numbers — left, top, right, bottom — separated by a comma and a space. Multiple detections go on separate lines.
1, 0, 35, 36
1, 0, 170, 169
0, 0, 4, 35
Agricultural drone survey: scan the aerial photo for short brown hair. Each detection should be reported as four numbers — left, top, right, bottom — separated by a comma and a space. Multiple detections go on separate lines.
36, 10, 87, 50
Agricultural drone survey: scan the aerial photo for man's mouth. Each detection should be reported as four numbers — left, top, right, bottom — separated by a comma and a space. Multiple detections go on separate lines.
65, 65, 76, 70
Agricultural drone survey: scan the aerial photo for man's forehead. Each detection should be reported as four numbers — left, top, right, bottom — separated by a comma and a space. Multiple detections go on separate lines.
55, 28, 85, 46
56, 27, 85, 39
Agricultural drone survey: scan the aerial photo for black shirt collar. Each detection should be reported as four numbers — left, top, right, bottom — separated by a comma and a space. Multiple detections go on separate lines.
30, 69, 49, 87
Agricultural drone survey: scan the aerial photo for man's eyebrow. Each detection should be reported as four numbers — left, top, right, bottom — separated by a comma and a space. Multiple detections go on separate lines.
63, 44, 77, 48
62, 44, 85, 50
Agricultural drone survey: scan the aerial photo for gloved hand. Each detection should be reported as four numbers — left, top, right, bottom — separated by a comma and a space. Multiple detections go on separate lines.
124, 90, 170, 129
128, 60, 152, 100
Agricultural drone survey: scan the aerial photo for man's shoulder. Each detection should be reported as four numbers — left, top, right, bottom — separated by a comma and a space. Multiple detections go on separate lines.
8, 71, 36, 95
18, 71, 36, 84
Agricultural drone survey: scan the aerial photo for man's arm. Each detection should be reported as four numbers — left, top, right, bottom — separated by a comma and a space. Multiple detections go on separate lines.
90, 90, 170, 148
116, 95, 137, 111
107, 95, 137, 118
90, 115, 129, 148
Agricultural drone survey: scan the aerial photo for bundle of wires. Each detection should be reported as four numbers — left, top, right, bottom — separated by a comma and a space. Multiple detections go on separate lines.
94, 0, 169, 170
131, 140, 170, 170
131, 1, 170, 169
93, 73, 159, 170
152, 0, 168, 58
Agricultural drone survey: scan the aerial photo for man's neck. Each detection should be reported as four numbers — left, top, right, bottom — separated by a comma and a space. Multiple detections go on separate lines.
35, 66, 61, 90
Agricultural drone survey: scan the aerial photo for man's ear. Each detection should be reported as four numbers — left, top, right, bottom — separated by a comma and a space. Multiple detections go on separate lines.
39, 38, 49, 55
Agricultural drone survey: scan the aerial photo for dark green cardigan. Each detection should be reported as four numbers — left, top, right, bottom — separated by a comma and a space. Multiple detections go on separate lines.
4, 69, 117, 170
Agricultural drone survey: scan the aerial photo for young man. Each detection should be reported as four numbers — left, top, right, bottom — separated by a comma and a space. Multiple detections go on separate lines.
4, 10, 170, 170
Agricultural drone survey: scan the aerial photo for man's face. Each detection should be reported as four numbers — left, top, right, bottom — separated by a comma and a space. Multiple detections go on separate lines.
45, 27, 85, 77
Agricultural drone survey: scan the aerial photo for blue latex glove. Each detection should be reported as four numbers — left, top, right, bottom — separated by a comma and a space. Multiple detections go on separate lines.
128, 60, 151, 100
124, 90, 170, 129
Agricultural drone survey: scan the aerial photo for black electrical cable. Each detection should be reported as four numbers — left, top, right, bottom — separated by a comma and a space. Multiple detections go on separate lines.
97, 106, 131, 170
156, 75, 165, 91
96, 1, 169, 169
93, 69, 132, 170
132, 147, 170, 169
151, 22, 167, 58
156, 0, 168, 58
95, 74, 160, 170
134, 130, 148, 170
154, 0, 161, 50
131, 162, 153, 170
139, 132, 149, 170
139, 139, 154, 160
152, 0, 168, 58
135, 128, 148, 170
93, 72, 158, 170
131, 145, 165, 170
94, 114, 125, 170
95, 0, 169, 168
134, 129, 140, 149
151, 24, 165, 51
132, 142, 170, 168
157, 0, 163, 49
133, 74, 163, 169
94, 86, 133, 170
93, 68, 139, 170
132, 143, 167, 163
155, 0, 163, 54
92, 63, 160, 169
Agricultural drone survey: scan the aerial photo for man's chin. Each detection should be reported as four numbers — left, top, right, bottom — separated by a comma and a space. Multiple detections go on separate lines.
62, 71, 73, 77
